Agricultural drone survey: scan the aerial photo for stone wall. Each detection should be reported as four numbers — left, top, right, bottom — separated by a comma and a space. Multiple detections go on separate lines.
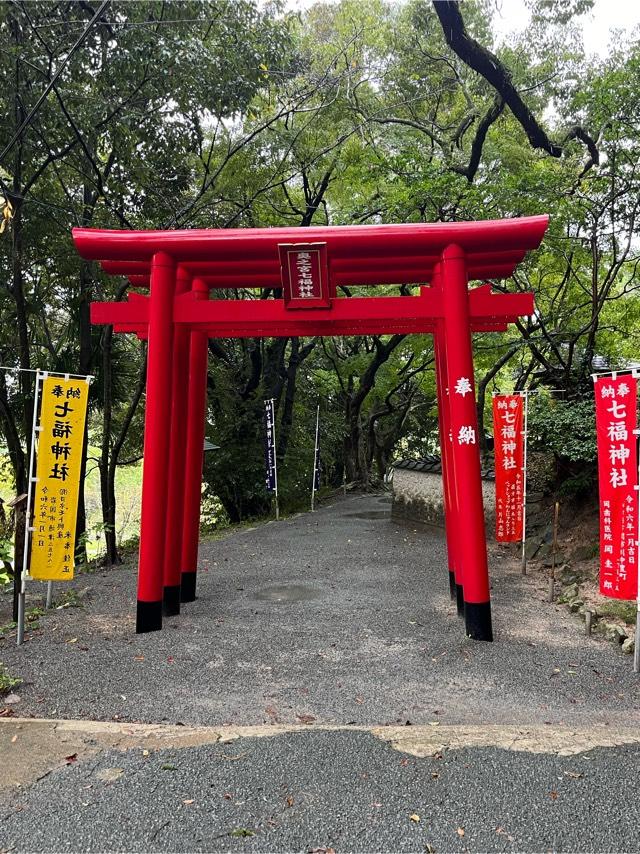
391, 464, 495, 532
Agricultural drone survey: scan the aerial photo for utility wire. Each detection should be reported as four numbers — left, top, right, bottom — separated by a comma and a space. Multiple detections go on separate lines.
0, 0, 111, 168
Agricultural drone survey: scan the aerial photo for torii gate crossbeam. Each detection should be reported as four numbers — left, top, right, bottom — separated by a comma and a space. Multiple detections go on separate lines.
73, 215, 549, 642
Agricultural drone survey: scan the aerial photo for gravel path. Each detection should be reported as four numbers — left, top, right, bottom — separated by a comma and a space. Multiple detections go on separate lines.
1, 493, 638, 727
2, 729, 640, 853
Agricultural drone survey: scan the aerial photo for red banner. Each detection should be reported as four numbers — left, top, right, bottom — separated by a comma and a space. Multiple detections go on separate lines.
595, 375, 638, 600
493, 394, 525, 542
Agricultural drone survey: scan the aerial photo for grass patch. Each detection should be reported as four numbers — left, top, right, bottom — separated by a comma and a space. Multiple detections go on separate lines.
0, 605, 47, 639
597, 600, 636, 625
0, 620, 16, 639
53, 588, 84, 609
0, 662, 21, 694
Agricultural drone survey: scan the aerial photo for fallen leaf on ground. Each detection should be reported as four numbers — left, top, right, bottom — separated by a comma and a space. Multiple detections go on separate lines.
496, 827, 515, 842
134, 655, 144, 662
96, 767, 124, 783
65, 753, 78, 764
182, 799, 194, 805
66, 637, 77, 644
286, 796, 294, 808
142, 750, 150, 757
223, 793, 232, 800
549, 791, 558, 800
457, 827, 465, 837
161, 763, 177, 771
230, 828, 254, 838
308, 848, 335, 854
564, 771, 583, 779
410, 813, 421, 823
11, 734, 17, 743
0, 708, 15, 717
354, 696, 364, 704
296, 713, 316, 724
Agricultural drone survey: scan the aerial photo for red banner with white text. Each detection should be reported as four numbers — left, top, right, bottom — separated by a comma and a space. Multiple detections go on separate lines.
595, 375, 638, 600
493, 394, 525, 542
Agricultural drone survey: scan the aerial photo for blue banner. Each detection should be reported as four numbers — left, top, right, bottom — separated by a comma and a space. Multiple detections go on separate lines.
264, 399, 277, 493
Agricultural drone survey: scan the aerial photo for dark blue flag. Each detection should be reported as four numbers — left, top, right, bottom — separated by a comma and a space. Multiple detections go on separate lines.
264, 399, 277, 493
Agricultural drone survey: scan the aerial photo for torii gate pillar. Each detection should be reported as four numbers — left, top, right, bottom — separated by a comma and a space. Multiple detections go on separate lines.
137, 252, 176, 633
438, 246, 492, 640
180, 278, 210, 603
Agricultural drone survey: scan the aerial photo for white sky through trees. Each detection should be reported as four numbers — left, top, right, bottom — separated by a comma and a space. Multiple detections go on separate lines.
492, 0, 640, 55
284, 0, 640, 57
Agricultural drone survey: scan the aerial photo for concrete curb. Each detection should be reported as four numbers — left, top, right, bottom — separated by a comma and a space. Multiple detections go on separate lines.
4, 717, 640, 795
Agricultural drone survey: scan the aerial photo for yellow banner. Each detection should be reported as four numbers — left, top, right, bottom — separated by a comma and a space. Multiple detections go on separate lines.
29, 376, 89, 581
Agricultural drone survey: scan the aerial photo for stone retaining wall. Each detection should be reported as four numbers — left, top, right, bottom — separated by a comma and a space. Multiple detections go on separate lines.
391, 465, 495, 532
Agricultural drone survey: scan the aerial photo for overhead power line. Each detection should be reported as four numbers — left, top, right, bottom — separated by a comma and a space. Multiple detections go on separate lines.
0, 0, 112, 168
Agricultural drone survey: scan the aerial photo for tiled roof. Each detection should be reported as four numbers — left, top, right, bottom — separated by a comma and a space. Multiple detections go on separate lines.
392, 456, 495, 480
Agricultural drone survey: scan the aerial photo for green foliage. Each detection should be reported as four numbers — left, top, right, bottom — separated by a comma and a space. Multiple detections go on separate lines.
529, 397, 597, 463
597, 599, 636, 624
528, 396, 598, 497
0, 662, 21, 694
0, 0, 638, 535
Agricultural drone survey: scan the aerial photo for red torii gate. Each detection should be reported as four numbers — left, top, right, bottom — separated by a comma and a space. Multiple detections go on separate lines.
73, 215, 549, 642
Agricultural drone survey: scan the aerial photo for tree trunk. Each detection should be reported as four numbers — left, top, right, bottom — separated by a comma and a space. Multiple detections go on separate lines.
99, 327, 120, 565
75, 255, 94, 564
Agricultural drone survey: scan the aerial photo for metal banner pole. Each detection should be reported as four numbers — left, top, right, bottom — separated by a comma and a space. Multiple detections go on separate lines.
521, 389, 529, 575
272, 400, 280, 521
18, 370, 44, 647
45, 581, 53, 609
311, 404, 320, 512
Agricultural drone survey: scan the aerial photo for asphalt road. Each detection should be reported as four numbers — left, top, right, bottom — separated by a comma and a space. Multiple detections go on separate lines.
0, 494, 637, 728
1, 493, 639, 853
2, 728, 639, 853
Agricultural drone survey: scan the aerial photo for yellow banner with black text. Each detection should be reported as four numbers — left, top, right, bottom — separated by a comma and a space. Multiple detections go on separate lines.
29, 376, 89, 581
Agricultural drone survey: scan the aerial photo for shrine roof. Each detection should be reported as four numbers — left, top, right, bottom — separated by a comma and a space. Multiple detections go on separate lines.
73, 215, 548, 287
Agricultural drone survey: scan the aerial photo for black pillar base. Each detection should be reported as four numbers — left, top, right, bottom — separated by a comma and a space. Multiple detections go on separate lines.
448, 570, 456, 601
464, 601, 493, 642
163, 585, 181, 617
180, 572, 197, 603
136, 600, 163, 634
455, 583, 464, 617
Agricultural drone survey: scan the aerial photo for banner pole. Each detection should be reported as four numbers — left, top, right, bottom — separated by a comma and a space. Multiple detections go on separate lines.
17, 369, 43, 647
521, 389, 529, 575
311, 404, 320, 512
272, 400, 280, 521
